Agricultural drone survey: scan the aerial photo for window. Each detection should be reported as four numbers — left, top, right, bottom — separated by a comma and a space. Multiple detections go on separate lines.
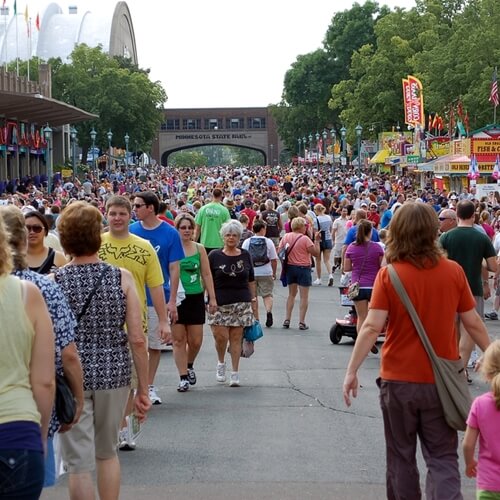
183, 119, 199, 130
248, 117, 266, 129
205, 118, 221, 130
226, 118, 244, 129
165, 119, 180, 130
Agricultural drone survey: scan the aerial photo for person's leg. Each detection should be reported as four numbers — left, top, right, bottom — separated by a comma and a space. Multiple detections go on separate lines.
148, 349, 161, 386
315, 251, 322, 280
263, 295, 273, 315
68, 472, 95, 500
211, 325, 229, 363
459, 296, 484, 368
298, 285, 310, 325
172, 323, 188, 377
379, 381, 421, 500
417, 385, 461, 500
285, 284, 298, 322
96, 456, 121, 500
354, 300, 369, 334
186, 325, 203, 365
228, 326, 244, 373
323, 249, 332, 276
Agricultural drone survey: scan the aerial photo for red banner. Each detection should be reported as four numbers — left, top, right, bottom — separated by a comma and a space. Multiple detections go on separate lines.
402, 75, 425, 127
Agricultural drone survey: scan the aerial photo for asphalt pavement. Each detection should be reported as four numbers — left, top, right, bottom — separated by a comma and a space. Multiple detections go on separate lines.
43, 273, 499, 500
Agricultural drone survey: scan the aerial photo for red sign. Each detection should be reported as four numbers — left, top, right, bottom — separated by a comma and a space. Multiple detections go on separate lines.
402, 75, 425, 127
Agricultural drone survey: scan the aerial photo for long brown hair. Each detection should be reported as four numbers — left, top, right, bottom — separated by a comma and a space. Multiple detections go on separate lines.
385, 203, 443, 268
355, 220, 372, 245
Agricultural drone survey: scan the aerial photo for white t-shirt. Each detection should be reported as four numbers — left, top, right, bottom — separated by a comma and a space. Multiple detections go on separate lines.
241, 235, 278, 277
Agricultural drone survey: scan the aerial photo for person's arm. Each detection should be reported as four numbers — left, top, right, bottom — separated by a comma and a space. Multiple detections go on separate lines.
194, 223, 202, 243
462, 425, 479, 478
59, 343, 84, 432
199, 245, 218, 313
271, 258, 278, 279
149, 285, 171, 344
343, 255, 352, 273
459, 308, 490, 353
307, 233, 321, 257
122, 270, 151, 422
249, 280, 258, 319
343, 309, 388, 407
25, 281, 55, 443
54, 250, 68, 267
167, 261, 180, 323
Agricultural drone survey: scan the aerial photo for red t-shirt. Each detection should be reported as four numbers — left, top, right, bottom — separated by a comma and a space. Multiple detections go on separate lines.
371, 259, 475, 383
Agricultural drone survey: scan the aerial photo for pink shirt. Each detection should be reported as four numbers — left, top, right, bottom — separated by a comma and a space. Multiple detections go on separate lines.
467, 392, 500, 491
278, 233, 314, 267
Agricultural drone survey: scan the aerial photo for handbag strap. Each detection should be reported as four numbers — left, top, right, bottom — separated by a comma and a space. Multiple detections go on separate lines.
76, 266, 108, 322
387, 264, 438, 362
285, 234, 304, 258
356, 241, 371, 279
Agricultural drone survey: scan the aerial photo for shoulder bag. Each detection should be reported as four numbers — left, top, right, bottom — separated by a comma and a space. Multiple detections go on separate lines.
55, 266, 107, 425
387, 264, 471, 431
347, 242, 370, 300
278, 234, 304, 287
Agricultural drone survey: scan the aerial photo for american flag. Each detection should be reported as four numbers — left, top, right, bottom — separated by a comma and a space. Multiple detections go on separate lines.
489, 68, 499, 107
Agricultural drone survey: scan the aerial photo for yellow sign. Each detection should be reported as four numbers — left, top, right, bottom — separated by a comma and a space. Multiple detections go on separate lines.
61, 169, 73, 177
472, 140, 500, 155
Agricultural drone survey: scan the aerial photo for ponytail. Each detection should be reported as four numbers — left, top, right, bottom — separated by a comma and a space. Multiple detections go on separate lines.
355, 219, 372, 246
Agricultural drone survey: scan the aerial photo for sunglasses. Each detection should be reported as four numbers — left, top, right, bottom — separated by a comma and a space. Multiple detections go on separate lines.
26, 224, 44, 234
178, 225, 193, 230
133, 203, 147, 209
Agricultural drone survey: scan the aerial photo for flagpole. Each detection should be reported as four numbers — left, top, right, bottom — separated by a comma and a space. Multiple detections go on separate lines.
15, 5, 18, 76
27, 17, 31, 80
494, 66, 498, 125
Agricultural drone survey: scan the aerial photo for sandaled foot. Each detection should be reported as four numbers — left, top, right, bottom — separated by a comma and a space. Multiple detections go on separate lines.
282, 319, 290, 329
299, 322, 309, 330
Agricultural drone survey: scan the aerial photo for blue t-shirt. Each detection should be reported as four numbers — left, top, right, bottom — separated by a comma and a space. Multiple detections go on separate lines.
130, 221, 185, 304
380, 210, 392, 229
344, 225, 380, 245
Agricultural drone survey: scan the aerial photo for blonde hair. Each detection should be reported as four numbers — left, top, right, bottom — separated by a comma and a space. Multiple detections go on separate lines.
0, 215, 13, 275
291, 216, 306, 231
0, 205, 28, 270
481, 340, 500, 410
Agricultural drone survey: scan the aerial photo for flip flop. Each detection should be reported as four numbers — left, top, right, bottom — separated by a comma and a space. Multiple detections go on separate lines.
282, 319, 290, 329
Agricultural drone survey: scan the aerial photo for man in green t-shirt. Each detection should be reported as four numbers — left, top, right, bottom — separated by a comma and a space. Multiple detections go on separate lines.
194, 188, 230, 253
439, 200, 498, 370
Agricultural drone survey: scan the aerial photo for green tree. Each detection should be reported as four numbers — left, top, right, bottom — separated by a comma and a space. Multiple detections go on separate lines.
50, 44, 167, 162
169, 150, 207, 168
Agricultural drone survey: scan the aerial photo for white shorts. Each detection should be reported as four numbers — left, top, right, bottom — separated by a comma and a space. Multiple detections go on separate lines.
147, 306, 169, 351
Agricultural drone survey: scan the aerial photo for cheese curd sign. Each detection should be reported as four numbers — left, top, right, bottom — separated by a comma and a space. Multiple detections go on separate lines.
402, 75, 425, 127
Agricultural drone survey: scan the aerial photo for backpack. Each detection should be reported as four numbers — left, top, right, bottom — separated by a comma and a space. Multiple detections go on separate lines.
247, 237, 270, 267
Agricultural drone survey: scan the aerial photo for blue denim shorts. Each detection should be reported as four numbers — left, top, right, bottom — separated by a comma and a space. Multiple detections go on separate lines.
352, 288, 373, 302
0, 449, 44, 499
286, 265, 312, 287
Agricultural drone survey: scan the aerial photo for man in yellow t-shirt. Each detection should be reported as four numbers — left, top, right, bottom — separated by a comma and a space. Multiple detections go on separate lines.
98, 195, 170, 451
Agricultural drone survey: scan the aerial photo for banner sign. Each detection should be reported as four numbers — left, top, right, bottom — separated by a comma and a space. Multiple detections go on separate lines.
402, 75, 425, 127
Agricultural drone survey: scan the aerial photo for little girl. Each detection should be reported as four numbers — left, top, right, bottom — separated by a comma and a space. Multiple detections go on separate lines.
463, 340, 500, 499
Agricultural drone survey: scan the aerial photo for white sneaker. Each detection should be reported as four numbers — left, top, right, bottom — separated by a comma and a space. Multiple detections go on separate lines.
148, 385, 162, 405
313, 278, 322, 286
216, 362, 226, 382
177, 379, 189, 392
467, 350, 479, 369
118, 418, 136, 451
229, 372, 240, 387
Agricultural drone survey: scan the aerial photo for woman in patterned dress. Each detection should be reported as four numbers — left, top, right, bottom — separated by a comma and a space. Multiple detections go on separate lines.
207, 219, 257, 388
54, 201, 150, 500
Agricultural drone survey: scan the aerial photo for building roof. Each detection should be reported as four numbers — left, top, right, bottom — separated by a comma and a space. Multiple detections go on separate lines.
0, 90, 98, 126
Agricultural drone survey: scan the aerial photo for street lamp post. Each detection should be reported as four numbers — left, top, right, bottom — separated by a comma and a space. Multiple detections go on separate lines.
107, 130, 113, 171
70, 126, 77, 179
43, 125, 53, 195
270, 143, 274, 166
124, 133, 130, 172
308, 134, 313, 163
315, 132, 320, 164
90, 128, 97, 179
322, 130, 328, 160
355, 124, 363, 171
340, 126, 347, 169
330, 128, 336, 166
297, 138, 302, 164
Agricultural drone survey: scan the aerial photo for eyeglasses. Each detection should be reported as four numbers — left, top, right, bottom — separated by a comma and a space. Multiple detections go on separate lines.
178, 225, 193, 230
26, 224, 44, 234
439, 217, 452, 221
133, 203, 147, 209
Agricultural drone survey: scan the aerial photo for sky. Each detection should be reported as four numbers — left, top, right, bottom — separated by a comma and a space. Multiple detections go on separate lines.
31, 0, 416, 109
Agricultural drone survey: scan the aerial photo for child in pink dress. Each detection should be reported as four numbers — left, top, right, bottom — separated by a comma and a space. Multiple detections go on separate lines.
463, 340, 500, 499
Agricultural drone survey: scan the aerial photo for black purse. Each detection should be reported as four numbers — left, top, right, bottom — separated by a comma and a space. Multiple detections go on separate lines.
54, 266, 107, 425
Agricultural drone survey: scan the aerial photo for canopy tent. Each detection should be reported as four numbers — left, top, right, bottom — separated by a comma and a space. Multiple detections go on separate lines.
369, 149, 390, 164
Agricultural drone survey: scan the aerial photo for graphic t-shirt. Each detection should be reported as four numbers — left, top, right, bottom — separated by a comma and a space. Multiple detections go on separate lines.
195, 202, 230, 248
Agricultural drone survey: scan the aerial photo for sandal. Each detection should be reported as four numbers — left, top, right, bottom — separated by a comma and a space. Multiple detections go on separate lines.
282, 319, 290, 329
299, 322, 309, 331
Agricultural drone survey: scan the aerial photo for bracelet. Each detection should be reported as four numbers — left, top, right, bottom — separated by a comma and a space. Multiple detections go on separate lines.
251, 297, 257, 302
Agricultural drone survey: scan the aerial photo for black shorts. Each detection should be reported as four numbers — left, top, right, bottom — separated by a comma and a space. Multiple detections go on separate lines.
352, 288, 373, 302
177, 292, 206, 325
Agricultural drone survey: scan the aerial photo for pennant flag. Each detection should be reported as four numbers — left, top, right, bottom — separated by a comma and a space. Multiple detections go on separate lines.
35, 12, 39, 30
24, 4, 27, 22
489, 68, 499, 107
468, 154, 480, 180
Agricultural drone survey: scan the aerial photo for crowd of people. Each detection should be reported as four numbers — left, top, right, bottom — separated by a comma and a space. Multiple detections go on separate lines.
1, 161, 500, 498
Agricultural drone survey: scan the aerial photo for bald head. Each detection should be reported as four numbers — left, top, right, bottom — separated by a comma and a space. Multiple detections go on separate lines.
439, 208, 457, 232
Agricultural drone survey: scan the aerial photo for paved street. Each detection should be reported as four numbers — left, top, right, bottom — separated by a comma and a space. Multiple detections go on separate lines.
44, 277, 499, 500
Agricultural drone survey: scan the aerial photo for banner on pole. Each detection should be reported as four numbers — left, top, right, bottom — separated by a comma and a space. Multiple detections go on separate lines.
402, 75, 425, 127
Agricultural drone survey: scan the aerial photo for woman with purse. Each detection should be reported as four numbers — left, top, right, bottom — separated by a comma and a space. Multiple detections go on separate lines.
343, 202, 491, 500
312, 203, 334, 286
54, 202, 151, 500
343, 219, 384, 341
277, 217, 320, 330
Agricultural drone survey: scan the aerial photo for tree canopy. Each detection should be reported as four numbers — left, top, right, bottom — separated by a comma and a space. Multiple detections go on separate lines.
272, 0, 500, 153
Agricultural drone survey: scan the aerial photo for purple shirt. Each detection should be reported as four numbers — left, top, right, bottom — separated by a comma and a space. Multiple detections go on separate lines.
345, 241, 384, 287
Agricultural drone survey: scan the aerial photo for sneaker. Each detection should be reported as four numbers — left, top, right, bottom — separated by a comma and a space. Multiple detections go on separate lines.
229, 372, 240, 387
216, 362, 226, 383
313, 278, 322, 286
177, 379, 189, 392
328, 274, 334, 287
148, 385, 162, 405
187, 368, 197, 385
265, 311, 273, 327
467, 350, 479, 369
485, 311, 498, 320
118, 420, 136, 451
465, 369, 473, 385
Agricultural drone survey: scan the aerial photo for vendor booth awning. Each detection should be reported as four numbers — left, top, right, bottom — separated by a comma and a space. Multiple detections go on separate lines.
0, 90, 98, 126
369, 149, 390, 164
